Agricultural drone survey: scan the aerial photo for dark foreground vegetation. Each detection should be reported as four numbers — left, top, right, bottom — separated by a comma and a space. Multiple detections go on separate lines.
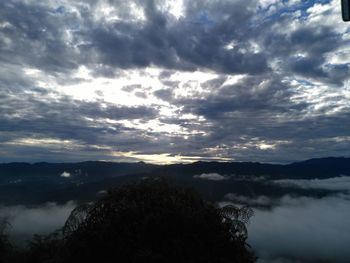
0, 179, 255, 263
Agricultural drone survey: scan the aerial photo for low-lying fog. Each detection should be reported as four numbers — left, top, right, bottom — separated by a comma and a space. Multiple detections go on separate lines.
248, 193, 350, 263
1, 176, 350, 262
246, 176, 350, 263
0, 201, 76, 246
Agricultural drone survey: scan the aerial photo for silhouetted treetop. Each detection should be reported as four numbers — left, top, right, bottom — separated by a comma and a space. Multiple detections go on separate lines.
60, 178, 255, 263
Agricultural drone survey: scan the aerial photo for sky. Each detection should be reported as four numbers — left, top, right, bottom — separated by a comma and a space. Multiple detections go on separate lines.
0, 0, 350, 164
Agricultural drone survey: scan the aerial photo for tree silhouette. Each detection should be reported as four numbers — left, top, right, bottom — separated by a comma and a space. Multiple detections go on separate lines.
0, 219, 11, 263
57, 178, 255, 263
62, 203, 92, 238
220, 205, 254, 242
25, 232, 63, 263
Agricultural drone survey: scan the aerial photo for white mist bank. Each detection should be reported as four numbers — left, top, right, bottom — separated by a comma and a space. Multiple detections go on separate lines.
248, 193, 350, 263
274, 176, 350, 192
0, 201, 76, 246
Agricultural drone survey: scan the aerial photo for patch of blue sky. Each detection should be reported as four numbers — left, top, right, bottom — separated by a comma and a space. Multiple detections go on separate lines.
294, 78, 315, 87
54, 6, 66, 14
257, 0, 332, 22
190, 11, 216, 27
324, 63, 350, 70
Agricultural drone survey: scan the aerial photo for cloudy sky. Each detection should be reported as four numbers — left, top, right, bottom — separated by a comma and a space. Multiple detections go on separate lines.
1, 0, 350, 163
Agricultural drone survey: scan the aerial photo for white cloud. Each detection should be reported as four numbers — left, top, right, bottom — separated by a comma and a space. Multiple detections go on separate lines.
274, 176, 350, 191
160, 0, 185, 19
6, 138, 81, 150
248, 193, 350, 263
193, 173, 228, 181
60, 171, 71, 178
225, 193, 274, 207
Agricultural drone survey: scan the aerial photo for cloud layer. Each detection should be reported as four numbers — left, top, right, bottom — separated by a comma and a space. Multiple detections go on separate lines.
193, 173, 228, 181
274, 176, 350, 192
221, 175, 350, 262
249, 194, 350, 263
0, 201, 76, 246
1, 0, 350, 163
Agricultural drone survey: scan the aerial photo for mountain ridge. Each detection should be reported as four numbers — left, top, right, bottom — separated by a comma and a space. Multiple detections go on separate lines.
1, 157, 350, 179
0, 157, 348, 205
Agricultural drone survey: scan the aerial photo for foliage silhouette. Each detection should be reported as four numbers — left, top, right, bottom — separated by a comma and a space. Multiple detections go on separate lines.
0, 219, 11, 263
58, 178, 255, 263
220, 205, 254, 242
24, 232, 63, 263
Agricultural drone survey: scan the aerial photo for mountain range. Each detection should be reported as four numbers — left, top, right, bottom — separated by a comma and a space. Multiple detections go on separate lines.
0, 157, 349, 206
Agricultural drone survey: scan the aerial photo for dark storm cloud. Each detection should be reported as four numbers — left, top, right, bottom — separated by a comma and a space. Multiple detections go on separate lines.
278, 26, 340, 58
259, 12, 350, 85
153, 89, 173, 100
0, 86, 163, 161
74, 0, 269, 74
0, 0, 264, 75
184, 76, 294, 118
0, 1, 81, 74
285, 27, 350, 85
1, 0, 348, 79
0, 90, 157, 131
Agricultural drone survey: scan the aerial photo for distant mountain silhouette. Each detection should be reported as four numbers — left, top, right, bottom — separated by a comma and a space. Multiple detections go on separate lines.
0, 161, 158, 179
0, 157, 349, 205
156, 157, 350, 179
1, 157, 349, 179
